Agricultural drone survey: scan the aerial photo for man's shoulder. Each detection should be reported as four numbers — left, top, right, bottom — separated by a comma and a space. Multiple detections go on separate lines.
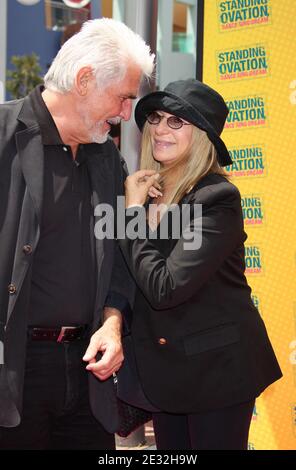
0, 98, 26, 132
0, 98, 27, 145
0, 97, 25, 115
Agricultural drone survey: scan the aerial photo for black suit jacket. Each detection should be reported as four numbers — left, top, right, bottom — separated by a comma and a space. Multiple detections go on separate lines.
0, 96, 134, 432
119, 174, 282, 413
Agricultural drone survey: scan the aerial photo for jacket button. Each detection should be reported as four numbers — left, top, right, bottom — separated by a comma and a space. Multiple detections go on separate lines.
8, 284, 17, 295
158, 337, 167, 345
23, 244, 33, 255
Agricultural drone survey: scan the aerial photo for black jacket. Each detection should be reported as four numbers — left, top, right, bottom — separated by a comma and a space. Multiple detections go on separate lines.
0, 95, 134, 432
119, 174, 282, 413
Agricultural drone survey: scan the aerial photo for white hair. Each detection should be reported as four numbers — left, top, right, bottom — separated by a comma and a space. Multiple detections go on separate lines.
44, 18, 155, 93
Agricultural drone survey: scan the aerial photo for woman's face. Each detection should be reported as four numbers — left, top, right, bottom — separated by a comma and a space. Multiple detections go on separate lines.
148, 111, 194, 167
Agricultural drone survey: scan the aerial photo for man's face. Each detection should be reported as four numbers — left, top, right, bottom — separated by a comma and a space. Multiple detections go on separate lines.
78, 64, 142, 144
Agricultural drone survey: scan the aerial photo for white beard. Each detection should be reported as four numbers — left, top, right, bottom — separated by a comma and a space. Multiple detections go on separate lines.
90, 126, 110, 144
83, 119, 109, 144
85, 117, 121, 144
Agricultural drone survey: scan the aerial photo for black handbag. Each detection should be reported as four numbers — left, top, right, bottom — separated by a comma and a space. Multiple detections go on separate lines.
116, 390, 152, 438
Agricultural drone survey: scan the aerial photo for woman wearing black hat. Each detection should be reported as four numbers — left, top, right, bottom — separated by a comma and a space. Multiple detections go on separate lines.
117, 79, 282, 450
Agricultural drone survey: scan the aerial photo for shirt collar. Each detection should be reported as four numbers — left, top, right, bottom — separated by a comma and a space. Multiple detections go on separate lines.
29, 85, 64, 146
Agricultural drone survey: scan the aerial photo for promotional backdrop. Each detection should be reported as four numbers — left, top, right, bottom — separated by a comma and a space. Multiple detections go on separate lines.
203, 0, 296, 450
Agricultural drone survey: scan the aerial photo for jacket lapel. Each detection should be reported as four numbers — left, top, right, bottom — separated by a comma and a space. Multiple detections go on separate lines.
7, 99, 44, 321
16, 97, 44, 225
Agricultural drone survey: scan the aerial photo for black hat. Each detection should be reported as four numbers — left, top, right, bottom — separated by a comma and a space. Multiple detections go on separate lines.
135, 79, 232, 167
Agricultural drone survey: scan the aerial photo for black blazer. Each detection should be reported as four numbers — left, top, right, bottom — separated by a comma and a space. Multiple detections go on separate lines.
119, 174, 282, 413
0, 96, 134, 432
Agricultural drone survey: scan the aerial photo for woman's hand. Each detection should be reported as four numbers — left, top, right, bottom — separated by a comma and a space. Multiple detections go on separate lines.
125, 170, 162, 207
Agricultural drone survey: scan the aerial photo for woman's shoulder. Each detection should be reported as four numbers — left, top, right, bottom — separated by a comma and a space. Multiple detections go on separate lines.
188, 174, 241, 206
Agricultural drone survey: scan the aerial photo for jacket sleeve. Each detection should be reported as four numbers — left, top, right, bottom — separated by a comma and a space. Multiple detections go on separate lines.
118, 184, 244, 310
104, 143, 135, 329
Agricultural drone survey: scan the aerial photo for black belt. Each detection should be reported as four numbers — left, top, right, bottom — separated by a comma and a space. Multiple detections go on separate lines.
28, 325, 88, 343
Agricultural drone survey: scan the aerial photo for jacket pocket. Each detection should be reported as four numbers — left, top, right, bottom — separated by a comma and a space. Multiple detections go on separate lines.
184, 323, 240, 356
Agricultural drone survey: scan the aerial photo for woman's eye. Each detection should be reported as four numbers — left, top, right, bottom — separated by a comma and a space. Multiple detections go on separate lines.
152, 112, 161, 119
171, 118, 182, 125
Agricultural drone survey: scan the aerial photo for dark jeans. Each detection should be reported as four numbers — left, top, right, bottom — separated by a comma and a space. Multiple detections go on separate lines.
0, 338, 115, 450
152, 399, 255, 450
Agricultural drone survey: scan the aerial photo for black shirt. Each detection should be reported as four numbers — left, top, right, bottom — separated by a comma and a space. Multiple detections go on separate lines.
28, 86, 95, 326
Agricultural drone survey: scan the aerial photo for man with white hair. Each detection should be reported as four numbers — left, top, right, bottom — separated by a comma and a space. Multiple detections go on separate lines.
0, 18, 154, 449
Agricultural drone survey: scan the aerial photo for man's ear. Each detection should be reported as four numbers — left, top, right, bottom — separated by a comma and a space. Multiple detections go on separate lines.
75, 66, 94, 96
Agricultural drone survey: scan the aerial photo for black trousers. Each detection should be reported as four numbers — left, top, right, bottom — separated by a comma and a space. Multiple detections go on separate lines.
152, 399, 255, 450
0, 338, 115, 450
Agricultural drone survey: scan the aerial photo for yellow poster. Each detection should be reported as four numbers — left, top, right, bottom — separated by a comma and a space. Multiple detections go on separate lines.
203, 0, 296, 450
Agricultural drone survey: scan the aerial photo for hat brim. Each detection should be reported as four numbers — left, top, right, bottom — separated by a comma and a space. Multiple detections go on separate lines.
135, 91, 232, 167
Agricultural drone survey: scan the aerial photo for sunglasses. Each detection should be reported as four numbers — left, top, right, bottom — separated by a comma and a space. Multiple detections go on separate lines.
146, 111, 191, 130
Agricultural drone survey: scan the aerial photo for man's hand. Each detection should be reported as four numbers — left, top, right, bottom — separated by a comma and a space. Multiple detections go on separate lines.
82, 308, 123, 381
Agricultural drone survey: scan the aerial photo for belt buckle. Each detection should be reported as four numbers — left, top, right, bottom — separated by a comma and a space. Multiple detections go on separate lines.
57, 326, 77, 343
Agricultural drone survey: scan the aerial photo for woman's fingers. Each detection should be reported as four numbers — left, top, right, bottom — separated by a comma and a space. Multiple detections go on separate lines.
134, 169, 158, 178
145, 174, 162, 199
153, 181, 162, 190
125, 171, 161, 206
125, 173, 160, 190
148, 187, 163, 198
126, 170, 158, 185
142, 177, 162, 190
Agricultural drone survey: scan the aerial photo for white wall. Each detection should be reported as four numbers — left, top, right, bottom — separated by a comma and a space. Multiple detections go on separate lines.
157, 0, 197, 89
